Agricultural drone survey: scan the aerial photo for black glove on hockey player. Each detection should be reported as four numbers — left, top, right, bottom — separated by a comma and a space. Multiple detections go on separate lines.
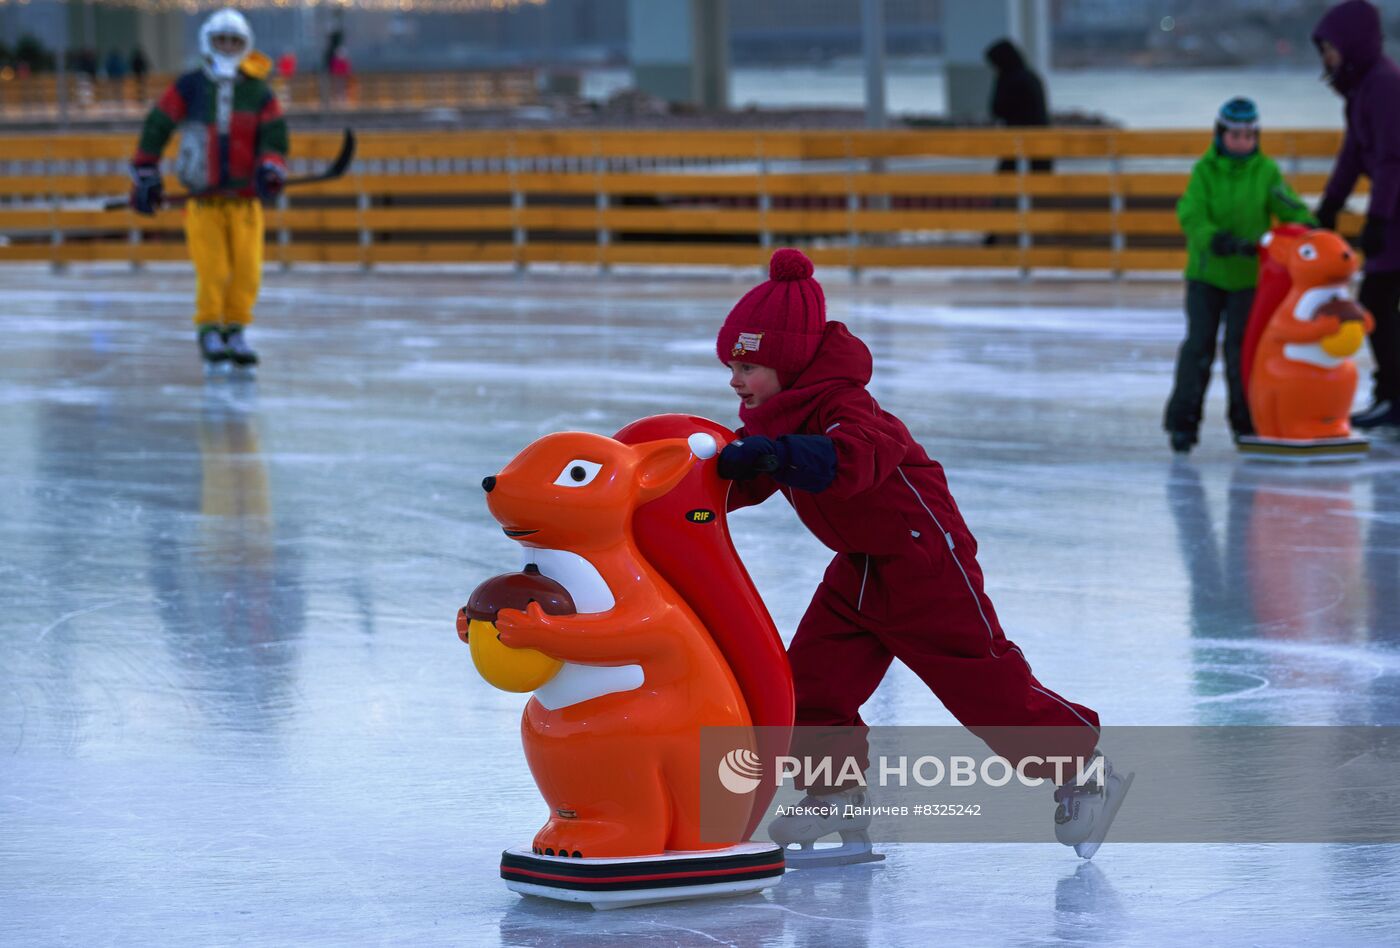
718, 435, 837, 493
129, 165, 163, 216
1210, 231, 1257, 257
256, 161, 286, 203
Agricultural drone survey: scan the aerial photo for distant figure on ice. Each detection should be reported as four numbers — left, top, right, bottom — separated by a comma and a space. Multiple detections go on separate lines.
1312, 0, 1400, 430
982, 39, 1051, 246
128, 8, 288, 376
715, 248, 1131, 862
985, 38, 1051, 173
1164, 97, 1314, 454
129, 46, 149, 99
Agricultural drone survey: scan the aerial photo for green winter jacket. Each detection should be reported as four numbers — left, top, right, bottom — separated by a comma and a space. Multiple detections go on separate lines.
1177, 145, 1314, 291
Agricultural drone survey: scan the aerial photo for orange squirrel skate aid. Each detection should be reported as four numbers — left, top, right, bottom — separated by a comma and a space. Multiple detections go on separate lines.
465, 419, 790, 872
1242, 227, 1374, 454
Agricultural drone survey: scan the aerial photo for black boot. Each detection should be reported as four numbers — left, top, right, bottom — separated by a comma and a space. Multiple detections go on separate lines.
1169, 431, 1196, 454
1351, 399, 1399, 430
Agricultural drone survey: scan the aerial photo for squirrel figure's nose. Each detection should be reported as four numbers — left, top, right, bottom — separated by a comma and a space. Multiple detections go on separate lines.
482, 476, 497, 493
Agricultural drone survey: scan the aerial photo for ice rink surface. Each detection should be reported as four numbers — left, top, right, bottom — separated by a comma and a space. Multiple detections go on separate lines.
3, 264, 1399, 946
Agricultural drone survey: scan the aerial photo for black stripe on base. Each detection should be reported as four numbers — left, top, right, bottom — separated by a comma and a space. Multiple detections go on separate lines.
500, 847, 785, 893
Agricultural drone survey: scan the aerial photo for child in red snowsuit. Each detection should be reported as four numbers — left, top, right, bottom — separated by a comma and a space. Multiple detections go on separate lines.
717, 249, 1125, 858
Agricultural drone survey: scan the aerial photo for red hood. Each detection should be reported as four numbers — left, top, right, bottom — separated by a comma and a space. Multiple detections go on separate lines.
739, 322, 872, 434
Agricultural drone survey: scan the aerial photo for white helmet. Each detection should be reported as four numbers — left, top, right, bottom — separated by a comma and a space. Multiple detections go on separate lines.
199, 9, 253, 80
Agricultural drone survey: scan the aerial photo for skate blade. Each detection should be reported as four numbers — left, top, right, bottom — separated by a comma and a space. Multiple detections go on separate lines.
203, 360, 232, 379
1074, 771, 1134, 860
780, 842, 886, 870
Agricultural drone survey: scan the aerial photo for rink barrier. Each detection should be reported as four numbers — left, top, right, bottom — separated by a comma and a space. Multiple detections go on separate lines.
0, 128, 1365, 276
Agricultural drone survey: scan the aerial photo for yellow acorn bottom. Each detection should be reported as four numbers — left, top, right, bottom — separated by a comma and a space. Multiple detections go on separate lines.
1321, 321, 1365, 358
468, 618, 563, 692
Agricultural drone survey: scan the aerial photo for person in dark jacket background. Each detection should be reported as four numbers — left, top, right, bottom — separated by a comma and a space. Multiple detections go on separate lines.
985, 38, 1052, 172
1313, 0, 1400, 429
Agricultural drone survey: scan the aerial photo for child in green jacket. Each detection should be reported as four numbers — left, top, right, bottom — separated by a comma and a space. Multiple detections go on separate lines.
1164, 97, 1315, 453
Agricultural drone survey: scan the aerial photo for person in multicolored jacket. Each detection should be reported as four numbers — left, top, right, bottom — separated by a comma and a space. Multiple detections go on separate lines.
1164, 97, 1314, 454
129, 8, 288, 371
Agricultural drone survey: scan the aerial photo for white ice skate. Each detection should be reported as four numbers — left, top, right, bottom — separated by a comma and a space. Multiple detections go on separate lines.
1053, 756, 1134, 860
767, 787, 885, 869
198, 326, 231, 378
222, 327, 258, 378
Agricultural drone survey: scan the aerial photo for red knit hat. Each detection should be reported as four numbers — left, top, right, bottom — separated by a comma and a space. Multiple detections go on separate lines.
716, 248, 826, 384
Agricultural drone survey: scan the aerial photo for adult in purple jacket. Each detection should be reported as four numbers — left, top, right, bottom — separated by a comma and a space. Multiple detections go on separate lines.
1313, 0, 1400, 428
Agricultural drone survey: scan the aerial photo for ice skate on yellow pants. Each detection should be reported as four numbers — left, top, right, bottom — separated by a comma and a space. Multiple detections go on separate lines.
186, 197, 263, 374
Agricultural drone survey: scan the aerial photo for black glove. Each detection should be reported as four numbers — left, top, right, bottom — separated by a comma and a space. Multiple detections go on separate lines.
129, 165, 163, 216
1210, 231, 1257, 257
255, 160, 286, 203
1316, 196, 1344, 232
1361, 215, 1388, 257
718, 435, 837, 493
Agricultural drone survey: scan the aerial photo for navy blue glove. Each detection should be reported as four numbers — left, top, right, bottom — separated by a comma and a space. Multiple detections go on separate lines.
718, 435, 837, 493
255, 160, 286, 203
718, 436, 782, 481
129, 165, 162, 216
1361, 215, 1387, 257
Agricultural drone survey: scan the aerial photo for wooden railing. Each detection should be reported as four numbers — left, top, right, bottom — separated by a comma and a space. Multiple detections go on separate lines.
0, 69, 539, 119
0, 128, 1362, 274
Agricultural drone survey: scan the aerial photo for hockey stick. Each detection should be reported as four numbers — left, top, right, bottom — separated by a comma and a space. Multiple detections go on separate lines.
103, 128, 356, 212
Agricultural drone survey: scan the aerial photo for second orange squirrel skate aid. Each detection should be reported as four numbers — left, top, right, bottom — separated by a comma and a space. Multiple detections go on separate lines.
1239, 226, 1373, 459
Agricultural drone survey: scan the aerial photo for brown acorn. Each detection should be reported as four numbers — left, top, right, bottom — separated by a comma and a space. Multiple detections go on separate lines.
458, 564, 575, 643
460, 564, 575, 693
1316, 298, 1366, 324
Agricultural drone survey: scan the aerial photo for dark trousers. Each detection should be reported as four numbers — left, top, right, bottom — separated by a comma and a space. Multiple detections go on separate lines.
1360, 270, 1400, 403
1164, 280, 1255, 438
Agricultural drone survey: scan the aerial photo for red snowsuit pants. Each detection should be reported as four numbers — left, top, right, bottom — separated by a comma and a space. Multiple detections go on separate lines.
788, 528, 1100, 787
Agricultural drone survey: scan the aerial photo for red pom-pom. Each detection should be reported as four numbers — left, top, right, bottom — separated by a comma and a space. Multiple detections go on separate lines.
769, 248, 814, 282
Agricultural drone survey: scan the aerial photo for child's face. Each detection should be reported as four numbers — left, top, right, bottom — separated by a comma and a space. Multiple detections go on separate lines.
1222, 126, 1257, 155
728, 361, 782, 409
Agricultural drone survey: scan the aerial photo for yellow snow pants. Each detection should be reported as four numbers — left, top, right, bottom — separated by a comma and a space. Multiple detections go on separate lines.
184, 196, 264, 327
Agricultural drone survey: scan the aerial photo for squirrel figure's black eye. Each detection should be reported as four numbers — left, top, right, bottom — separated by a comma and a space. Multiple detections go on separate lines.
553, 458, 602, 487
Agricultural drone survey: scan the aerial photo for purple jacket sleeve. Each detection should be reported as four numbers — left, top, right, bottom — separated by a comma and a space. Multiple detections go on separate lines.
1324, 124, 1364, 209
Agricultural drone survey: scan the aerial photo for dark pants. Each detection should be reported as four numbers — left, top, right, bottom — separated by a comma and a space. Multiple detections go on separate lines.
1360, 270, 1400, 403
1164, 280, 1255, 438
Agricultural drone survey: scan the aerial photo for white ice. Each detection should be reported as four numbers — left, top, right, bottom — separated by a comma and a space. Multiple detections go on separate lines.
2, 264, 1398, 946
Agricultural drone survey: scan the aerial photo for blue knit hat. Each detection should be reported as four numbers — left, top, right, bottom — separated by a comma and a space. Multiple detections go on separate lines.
1215, 97, 1259, 157
1217, 97, 1259, 129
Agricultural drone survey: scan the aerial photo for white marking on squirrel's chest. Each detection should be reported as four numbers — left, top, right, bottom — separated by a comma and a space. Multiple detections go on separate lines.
1282, 343, 1346, 368
534, 663, 646, 711
521, 548, 643, 710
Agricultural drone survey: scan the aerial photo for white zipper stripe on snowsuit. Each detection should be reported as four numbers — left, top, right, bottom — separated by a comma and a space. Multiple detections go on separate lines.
857, 555, 870, 611
896, 467, 997, 651
896, 467, 1099, 736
